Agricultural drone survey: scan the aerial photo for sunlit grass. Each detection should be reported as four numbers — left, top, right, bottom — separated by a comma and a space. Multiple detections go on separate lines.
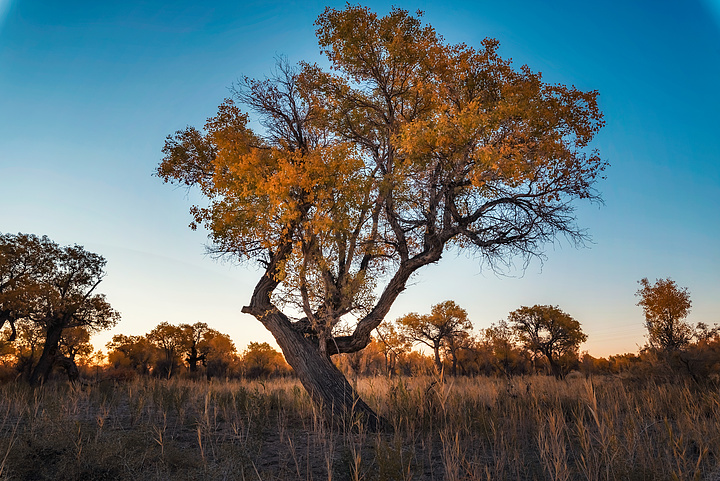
0, 375, 718, 480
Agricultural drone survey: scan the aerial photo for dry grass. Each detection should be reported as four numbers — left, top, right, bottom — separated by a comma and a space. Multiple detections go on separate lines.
0, 374, 718, 480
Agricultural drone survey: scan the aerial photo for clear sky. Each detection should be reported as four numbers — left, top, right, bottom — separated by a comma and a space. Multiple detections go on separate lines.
1, 0, 719, 358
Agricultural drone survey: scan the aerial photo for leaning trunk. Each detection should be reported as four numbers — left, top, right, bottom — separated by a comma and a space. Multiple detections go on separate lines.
29, 321, 64, 386
253, 309, 388, 431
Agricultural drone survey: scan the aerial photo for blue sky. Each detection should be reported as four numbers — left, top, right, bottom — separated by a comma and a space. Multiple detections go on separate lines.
1, 0, 719, 357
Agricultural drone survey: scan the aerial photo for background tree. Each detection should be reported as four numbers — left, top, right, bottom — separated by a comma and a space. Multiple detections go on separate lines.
198, 330, 237, 379
147, 322, 185, 378
180, 322, 210, 373
636, 277, 693, 353
443, 330, 475, 375
0, 233, 57, 343
158, 6, 605, 426
241, 342, 290, 378
509, 305, 586, 378
14, 239, 119, 386
106, 334, 155, 375
484, 320, 526, 377
374, 323, 411, 376
398, 300, 473, 375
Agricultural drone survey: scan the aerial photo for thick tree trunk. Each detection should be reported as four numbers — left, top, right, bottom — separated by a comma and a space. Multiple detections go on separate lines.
248, 307, 389, 431
241, 239, 442, 432
29, 321, 64, 387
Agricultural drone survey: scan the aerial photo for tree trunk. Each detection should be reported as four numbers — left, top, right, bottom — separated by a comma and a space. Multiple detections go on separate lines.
247, 307, 389, 431
29, 321, 64, 386
547, 356, 563, 379
433, 341, 443, 375
55, 355, 79, 383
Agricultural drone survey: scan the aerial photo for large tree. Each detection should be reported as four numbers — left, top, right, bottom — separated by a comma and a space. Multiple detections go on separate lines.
636, 277, 693, 353
158, 6, 605, 428
509, 304, 586, 378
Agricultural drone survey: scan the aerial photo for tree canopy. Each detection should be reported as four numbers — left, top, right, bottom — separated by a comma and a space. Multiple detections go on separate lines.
398, 300, 472, 374
636, 277, 693, 352
509, 304, 586, 378
158, 5, 605, 425
0, 233, 119, 385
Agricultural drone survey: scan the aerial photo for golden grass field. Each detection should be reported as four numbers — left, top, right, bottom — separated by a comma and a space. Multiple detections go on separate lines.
0, 374, 718, 480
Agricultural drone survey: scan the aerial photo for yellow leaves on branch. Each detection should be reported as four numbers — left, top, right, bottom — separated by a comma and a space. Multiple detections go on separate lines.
159, 5, 608, 322
200, 101, 370, 256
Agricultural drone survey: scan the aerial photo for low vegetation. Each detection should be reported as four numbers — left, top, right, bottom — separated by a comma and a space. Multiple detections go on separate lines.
0, 374, 718, 481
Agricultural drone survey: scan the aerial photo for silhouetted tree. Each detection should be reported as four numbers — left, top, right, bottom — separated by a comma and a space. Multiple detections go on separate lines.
180, 322, 210, 373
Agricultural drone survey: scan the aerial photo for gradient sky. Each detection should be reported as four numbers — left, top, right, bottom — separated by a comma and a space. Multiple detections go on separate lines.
1, 0, 719, 358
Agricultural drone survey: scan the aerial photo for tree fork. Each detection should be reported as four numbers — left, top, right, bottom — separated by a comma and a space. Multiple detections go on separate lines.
242, 305, 390, 432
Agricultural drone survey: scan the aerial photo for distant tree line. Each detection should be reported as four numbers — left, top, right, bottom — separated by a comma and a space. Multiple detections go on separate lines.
0, 318, 293, 382
336, 292, 720, 382
105, 323, 292, 380
2, 233, 718, 384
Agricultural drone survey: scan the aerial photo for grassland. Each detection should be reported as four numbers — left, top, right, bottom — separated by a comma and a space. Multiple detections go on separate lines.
0, 374, 718, 480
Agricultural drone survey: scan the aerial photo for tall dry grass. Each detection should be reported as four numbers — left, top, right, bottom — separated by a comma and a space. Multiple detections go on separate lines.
0, 374, 718, 480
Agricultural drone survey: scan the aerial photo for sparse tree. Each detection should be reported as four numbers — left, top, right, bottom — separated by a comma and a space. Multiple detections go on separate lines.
509, 305, 586, 378
398, 300, 473, 375
636, 277, 693, 352
158, 6, 605, 426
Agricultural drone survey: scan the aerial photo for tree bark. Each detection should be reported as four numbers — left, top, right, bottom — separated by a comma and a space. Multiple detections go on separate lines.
29, 320, 64, 386
244, 306, 389, 431
432, 341, 443, 375
547, 355, 563, 379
